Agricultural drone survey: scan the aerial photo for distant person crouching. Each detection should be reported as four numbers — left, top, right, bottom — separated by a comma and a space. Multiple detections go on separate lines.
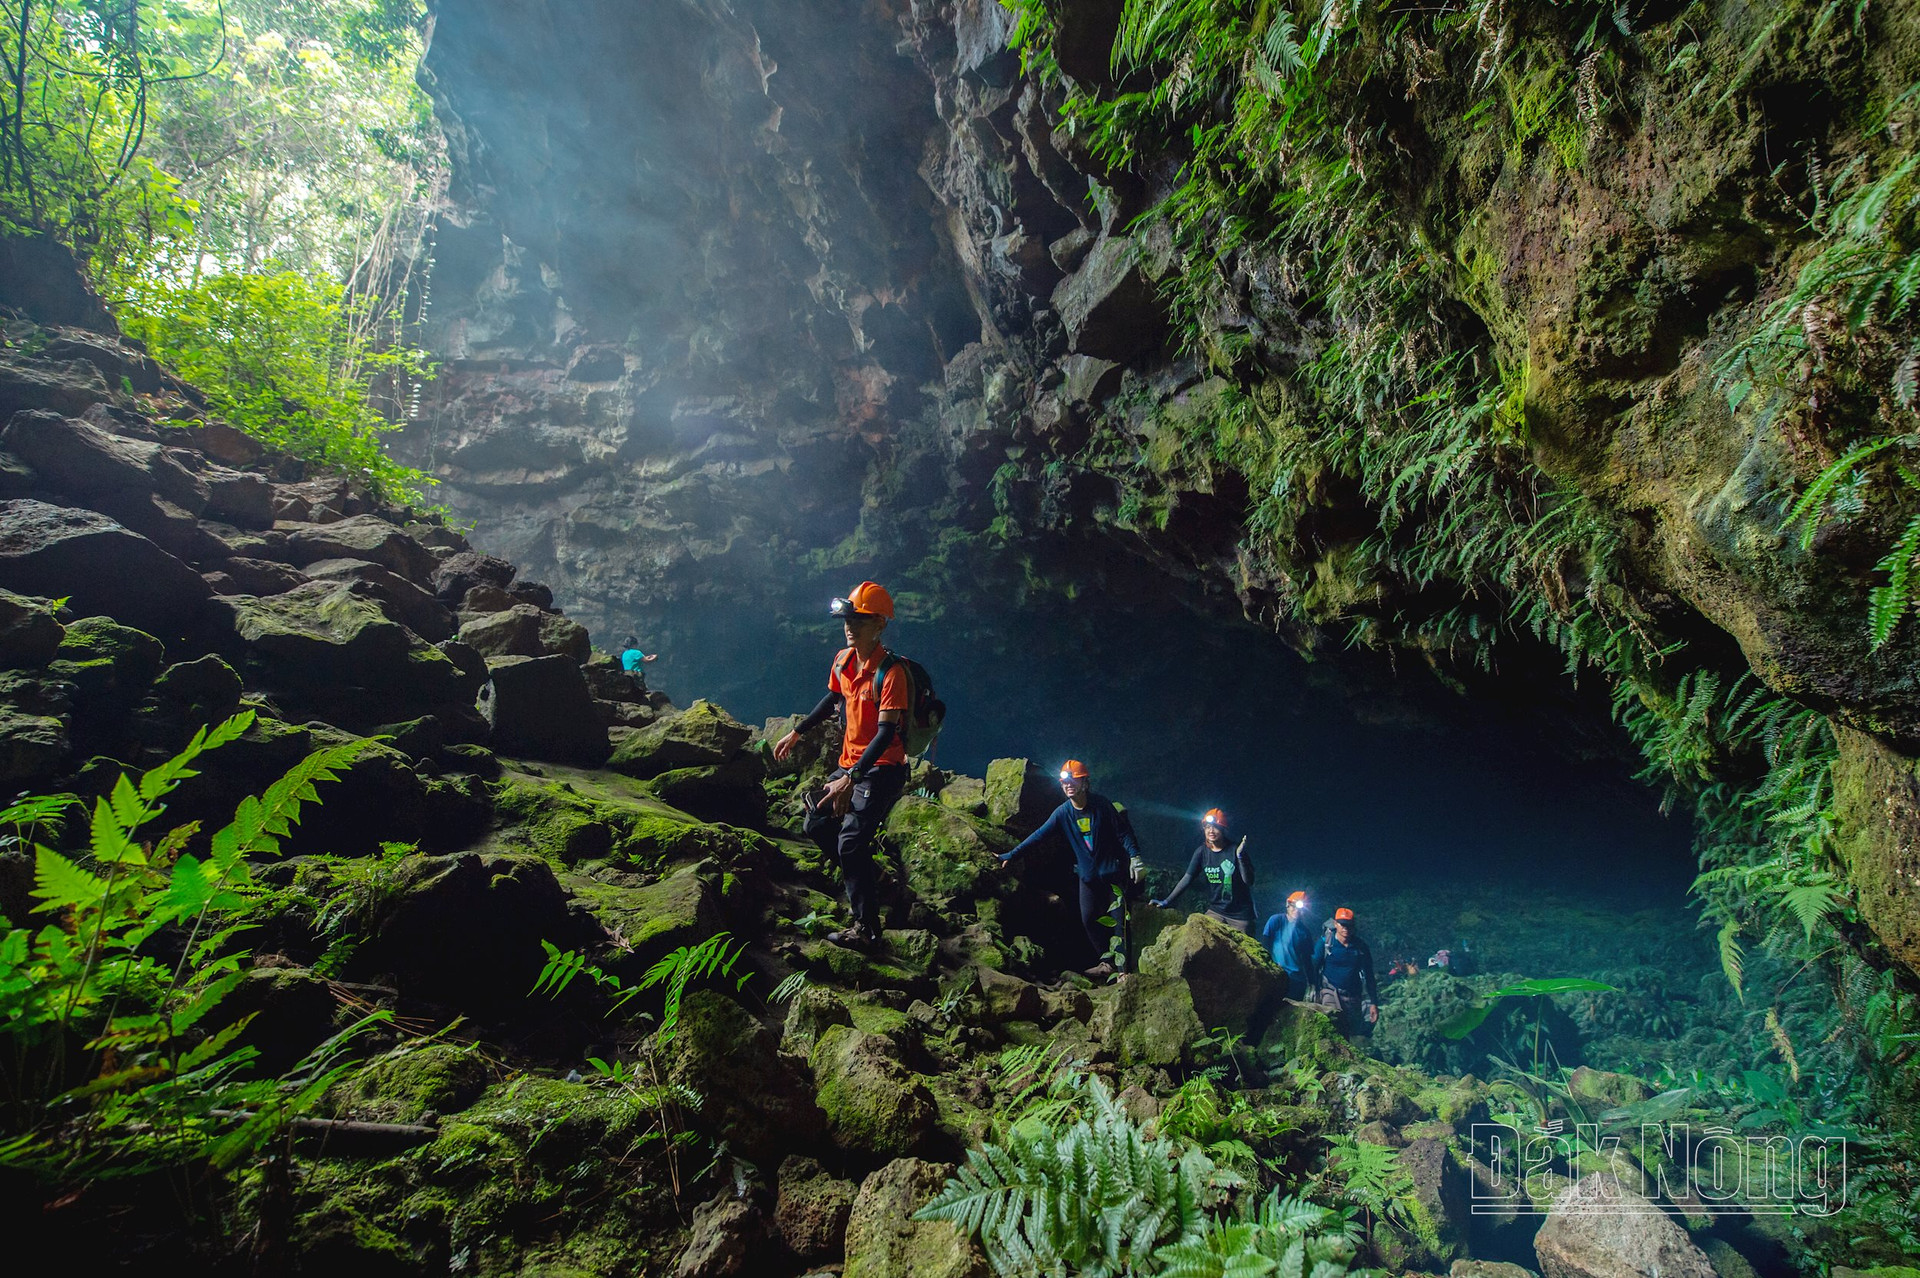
619, 635, 657, 693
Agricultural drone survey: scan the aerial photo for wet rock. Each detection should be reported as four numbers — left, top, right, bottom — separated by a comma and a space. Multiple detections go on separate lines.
783, 985, 855, 1058
775, 1155, 857, 1260
673, 1192, 761, 1278
435, 548, 518, 602
198, 521, 288, 562
580, 862, 723, 975
304, 556, 455, 642
810, 1025, 937, 1158
135, 654, 244, 746
478, 654, 609, 766
843, 1157, 987, 1278
281, 514, 436, 583
0, 674, 70, 784
983, 757, 1057, 833
1533, 1173, 1716, 1278
456, 601, 589, 661
1137, 912, 1281, 1037
664, 990, 825, 1163
270, 477, 361, 523
1833, 725, 1920, 977
0, 499, 208, 635
608, 700, 754, 779
1452, 1262, 1539, 1278
50, 616, 165, 731
0, 588, 63, 667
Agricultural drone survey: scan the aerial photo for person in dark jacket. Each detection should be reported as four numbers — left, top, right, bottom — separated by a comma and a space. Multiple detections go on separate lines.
1260, 890, 1316, 1000
1313, 906, 1380, 1036
998, 758, 1144, 977
1153, 808, 1255, 932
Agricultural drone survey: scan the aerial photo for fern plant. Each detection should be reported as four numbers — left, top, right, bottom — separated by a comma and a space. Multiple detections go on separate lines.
0, 711, 383, 1182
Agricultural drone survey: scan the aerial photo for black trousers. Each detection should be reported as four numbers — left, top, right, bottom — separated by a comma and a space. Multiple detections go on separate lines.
1077, 875, 1134, 965
803, 764, 907, 933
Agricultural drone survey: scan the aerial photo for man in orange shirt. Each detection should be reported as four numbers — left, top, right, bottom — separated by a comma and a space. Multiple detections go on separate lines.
774, 581, 910, 947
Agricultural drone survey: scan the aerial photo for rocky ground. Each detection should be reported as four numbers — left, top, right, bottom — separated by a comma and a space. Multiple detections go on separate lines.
0, 318, 1894, 1278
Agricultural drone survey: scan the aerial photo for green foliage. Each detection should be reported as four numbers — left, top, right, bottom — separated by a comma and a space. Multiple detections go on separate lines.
116, 268, 433, 501
533, 931, 749, 1045
1323, 1135, 1412, 1228
0, 713, 382, 1183
1436, 977, 1616, 1040
918, 1071, 1356, 1278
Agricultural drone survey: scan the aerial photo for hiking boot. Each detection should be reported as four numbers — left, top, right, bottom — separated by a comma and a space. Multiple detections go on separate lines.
827, 924, 876, 949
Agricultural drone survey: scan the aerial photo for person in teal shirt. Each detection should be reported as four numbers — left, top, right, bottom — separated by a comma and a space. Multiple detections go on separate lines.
620, 635, 656, 690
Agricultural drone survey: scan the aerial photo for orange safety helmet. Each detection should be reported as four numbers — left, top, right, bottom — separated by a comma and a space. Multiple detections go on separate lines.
1059, 759, 1090, 780
1287, 890, 1308, 905
1202, 808, 1227, 828
829, 580, 895, 620
1333, 907, 1355, 922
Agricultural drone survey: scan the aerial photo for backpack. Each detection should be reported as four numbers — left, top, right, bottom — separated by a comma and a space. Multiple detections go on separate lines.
871, 651, 946, 758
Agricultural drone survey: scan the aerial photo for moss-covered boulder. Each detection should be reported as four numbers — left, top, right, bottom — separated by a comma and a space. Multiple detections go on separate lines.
1138, 912, 1280, 1037
566, 862, 723, 975
774, 1155, 857, 1260
648, 753, 767, 828
50, 615, 164, 723
975, 964, 1043, 1023
844, 1157, 987, 1278
884, 795, 1010, 902
937, 772, 988, 817
1089, 973, 1205, 1068
810, 1025, 937, 1158
983, 757, 1056, 833
1258, 1001, 1356, 1073
1534, 1174, 1715, 1278
609, 700, 753, 779
664, 990, 824, 1162
1832, 726, 1920, 978
1399, 1134, 1469, 1268
783, 984, 855, 1057
329, 1043, 491, 1124
1567, 1066, 1651, 1110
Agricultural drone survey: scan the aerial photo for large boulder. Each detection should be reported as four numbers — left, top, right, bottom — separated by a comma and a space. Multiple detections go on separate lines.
649, 754, 767, 828
3, 410, 208, 513
1138, 912, 1281, 1036
280, 514, 437, 583
0, 672, 69, 783
1533, 1174, 1716, 1278
883, 796, 1011, 902
608, 700, 752, 779
1399, 1134, 1470, 1268
662, 990, 826, 1163
478, 654, 609, 765
1051, 233, 1168, 361
671, 1192, 761, 1278
456, 602, 590, 661
303, 557, 455, 642
347, 851, 596, 1017
810, 1025, 937, 1159
983, 757, 1058, 833
207, 580, 470, 719
431, 550, 515, 604
1089, 973, 1205, 1068
844, 1157, 988, 1278
0, 499, 207, 634
775, 1155, 858, 1261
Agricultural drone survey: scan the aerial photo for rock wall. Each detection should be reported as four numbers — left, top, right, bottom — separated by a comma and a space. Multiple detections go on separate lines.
408, 1, 1920, 977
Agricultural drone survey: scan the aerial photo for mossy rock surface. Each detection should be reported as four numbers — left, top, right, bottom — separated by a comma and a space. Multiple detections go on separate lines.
1257, 1002, 1356, 1073
1089, 972, 1204, 1069
844, 1157, 987, 1278
810, 1024, 937, 1158
664, 989, 825, 1161
884, 795, 1010, 901
774, 1155, 858, 1260
1137, 912, 1280, 1037
330, 1043, 491, 1125
982, 757, 1055, 832
608, 699, 754, 779
564, 862, 722, 975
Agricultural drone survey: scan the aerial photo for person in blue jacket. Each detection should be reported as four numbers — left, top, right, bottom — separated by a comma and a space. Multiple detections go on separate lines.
998, 758, 1144, 977
1313, 906, 1380, 1036
1260, 890, 1317, 1001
